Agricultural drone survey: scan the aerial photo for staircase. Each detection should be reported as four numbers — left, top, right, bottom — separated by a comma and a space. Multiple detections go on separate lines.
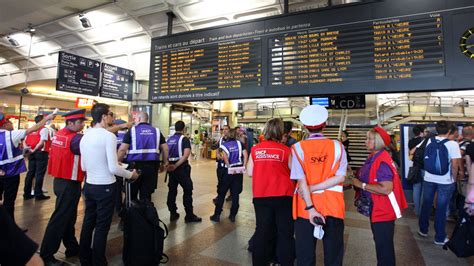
323, 126, 371, 170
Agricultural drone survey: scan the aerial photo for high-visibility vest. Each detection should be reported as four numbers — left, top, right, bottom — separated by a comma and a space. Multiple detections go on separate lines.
126, 124, 161, 162
0, 130, 27, 177
369, 150, 408, 222
48, 128, 84, 182
292, 138, 345, 220
167, 134, 184, 162
25, 127, 51, 152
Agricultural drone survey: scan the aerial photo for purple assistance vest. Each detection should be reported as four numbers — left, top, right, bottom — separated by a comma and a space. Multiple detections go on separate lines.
167, 134, 184, 162
220, 140, 243, 168
0, 130, 27, 177
217, 137, 228, 168
117, 130, 126, 150
126, 124, 161, 162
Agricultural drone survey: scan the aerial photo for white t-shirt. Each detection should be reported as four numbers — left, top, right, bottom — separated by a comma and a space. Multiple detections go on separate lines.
419, 136, 461, 184
39, 127, 50, 141
80, 127, 132, 185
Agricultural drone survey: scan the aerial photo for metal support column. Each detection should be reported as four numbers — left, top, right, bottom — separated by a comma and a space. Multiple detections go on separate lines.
166, 11, 176, 36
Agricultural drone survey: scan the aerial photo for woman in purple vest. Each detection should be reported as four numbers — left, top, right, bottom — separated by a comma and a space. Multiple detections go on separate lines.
210, 128, 248, 222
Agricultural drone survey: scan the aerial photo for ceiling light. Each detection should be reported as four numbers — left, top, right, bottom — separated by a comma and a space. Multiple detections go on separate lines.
6, 36, 19, 47
79, 14, 92, 28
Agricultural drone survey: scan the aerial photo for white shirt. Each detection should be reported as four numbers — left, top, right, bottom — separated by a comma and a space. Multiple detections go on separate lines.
39, 128, 49, 141
418, 136, 461, 184
0, 129, 26, 148
80, 127, 132, 185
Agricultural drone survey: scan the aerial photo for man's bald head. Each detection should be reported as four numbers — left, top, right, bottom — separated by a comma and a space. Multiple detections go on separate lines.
137, 112, 149, 123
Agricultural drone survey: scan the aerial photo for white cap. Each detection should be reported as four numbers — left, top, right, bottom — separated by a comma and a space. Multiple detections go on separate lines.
300, 104, 328, 127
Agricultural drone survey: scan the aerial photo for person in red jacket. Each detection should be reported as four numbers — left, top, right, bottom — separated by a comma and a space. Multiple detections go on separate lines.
247, 118, 295, 266
349, 126, 407, 266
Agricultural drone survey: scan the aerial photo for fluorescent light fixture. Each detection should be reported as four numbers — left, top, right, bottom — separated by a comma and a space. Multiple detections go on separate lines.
6, 36, 19, 47
79, 14, 92, 28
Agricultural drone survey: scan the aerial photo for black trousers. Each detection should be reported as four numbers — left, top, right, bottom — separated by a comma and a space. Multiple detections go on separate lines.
294, 217, 344, 266
253, 197, 295, 266
213, 172, 243, 216
167, 163, 194, 215
24, 151, 48, 196
0, 175, 20, 221
40, 178, 81, 262
371, 220, 395, 266
130, 161, 159, 201
80, 183, 116, 266
115, 179, 123, 213
216, 166, 226, 194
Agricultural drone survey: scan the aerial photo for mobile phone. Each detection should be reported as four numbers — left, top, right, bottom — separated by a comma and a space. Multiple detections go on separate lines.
313, 216, 325, 226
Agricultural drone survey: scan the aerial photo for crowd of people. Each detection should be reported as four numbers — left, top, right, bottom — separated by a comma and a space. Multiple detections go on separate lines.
1, 103, 473, 266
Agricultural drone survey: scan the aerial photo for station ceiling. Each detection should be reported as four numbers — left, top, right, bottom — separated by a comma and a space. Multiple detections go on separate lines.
0, 0, 337, 91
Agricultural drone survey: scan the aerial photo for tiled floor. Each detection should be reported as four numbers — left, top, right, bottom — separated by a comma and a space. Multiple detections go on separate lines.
10, 159, 474, 265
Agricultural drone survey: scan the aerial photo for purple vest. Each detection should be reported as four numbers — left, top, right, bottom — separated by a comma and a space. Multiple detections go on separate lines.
117, 130, 126, 150
126, 124, 161, 162
167, 134, 184, 162
220, 140, 243, 167
0, 130, 27, 177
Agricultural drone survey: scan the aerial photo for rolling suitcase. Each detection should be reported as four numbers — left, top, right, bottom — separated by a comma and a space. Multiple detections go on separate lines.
122, 178, 169, 265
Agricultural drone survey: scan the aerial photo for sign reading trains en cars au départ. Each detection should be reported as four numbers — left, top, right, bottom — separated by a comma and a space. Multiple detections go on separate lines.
149, 0, 474, 103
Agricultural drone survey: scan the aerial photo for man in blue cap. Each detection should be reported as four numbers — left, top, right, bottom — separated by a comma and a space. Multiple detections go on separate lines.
0, 111, 56, 222
40, 109, 87, 265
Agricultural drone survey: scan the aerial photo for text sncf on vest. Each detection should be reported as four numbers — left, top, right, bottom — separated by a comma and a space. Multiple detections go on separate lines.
310, 154, 328, 164
255, 149, 284, 161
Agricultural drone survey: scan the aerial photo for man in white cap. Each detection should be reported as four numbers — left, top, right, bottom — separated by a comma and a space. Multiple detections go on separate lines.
291, 104, 348, 266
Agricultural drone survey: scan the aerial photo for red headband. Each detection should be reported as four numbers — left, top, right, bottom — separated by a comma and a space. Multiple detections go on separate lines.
0, 116, 7, 127
305, 122, 326, 130
65, 114, 85, 120
373, 126, 391, 146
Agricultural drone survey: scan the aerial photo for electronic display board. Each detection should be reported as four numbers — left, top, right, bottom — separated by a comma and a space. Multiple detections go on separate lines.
149, 0, 474, 103
100, 63, 134, 101
56, 51, 101, 96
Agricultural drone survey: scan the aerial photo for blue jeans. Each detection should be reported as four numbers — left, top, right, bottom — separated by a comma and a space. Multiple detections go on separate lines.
418, 181, 455, 242
412, 170, 424, 216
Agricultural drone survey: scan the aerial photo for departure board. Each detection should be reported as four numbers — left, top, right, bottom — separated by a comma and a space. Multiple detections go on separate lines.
149, 0, 474, 103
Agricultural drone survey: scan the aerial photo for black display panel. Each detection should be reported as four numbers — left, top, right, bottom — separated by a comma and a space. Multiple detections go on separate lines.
56, 51, 101, 96
100, 63, 134, 101
149, 0, 474, 103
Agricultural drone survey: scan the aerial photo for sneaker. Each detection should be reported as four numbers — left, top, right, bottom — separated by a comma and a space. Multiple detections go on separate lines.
417, 230, 428, 237
434, 238, 449, 245
210, 214, 220, 222
35, 195, 51, 201
229, 215, 236, 222
185, 214, 202, 223
170, 213, 180, 222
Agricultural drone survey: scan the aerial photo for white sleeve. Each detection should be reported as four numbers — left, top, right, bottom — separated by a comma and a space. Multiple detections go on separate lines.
106, 132, 132, 178
79, 137, 86, 171
11, 130, 27, 147
39, 128, 49, 141
448, 141, 462, 159
290, 148, 305, 180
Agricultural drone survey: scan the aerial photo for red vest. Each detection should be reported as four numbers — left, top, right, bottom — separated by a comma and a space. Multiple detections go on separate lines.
48, 128, 84, 182
369, 150, 408, 222
251, 141, 294, 198
25, 127, 51, 153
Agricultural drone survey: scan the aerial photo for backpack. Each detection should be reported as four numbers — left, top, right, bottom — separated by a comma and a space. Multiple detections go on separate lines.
412, 138, 429, 168
423, 137, 450, 175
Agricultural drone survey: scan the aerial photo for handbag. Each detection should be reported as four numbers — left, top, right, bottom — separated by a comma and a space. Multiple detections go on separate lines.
444, 213, 474, 257
407, 165, 422, 184
354, 190, 372, 217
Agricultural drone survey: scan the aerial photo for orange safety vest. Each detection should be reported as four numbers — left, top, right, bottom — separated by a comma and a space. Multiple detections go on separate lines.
292, 138, 345, 220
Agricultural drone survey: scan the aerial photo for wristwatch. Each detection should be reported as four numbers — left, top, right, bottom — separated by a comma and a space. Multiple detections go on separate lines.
362, 183, 367, 190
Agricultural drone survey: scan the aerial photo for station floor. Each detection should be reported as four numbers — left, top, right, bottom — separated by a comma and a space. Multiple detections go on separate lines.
11, 159, 474, 265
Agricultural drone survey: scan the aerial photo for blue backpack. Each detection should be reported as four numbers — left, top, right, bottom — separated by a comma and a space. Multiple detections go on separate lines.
423, 137, 450, 175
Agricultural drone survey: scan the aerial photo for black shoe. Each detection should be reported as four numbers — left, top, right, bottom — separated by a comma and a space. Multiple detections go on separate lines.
212, 197, 217, 205
210, 214, 220, 222
170, 212, 180, 221
229, 215, 236, 222
23, 194, 34, 200
226, 195, 232, 202
44, 258, 65, 266
35, 195, 51, 201
185, 214, 202, 223
65, 248, 79, 258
